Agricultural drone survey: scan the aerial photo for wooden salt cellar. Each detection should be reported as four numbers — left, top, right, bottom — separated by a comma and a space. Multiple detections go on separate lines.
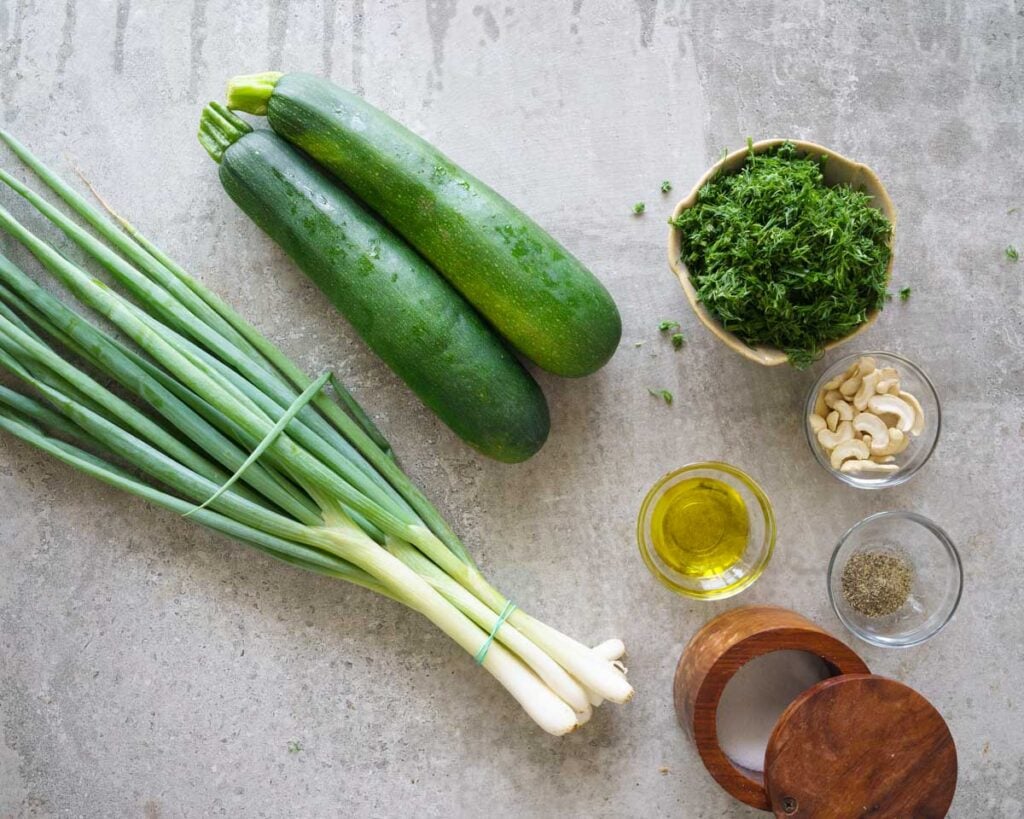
673, 606, 957, 817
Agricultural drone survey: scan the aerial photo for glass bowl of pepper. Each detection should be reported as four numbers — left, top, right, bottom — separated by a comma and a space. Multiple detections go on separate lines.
828, 511, 962, 647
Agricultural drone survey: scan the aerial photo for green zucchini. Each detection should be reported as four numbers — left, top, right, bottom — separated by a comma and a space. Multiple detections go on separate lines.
227, 72, 622, 378
198, 104, 549, 463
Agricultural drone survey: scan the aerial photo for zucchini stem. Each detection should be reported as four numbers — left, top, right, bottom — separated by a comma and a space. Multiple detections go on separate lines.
198, 102, 252, 163
226, 71, 283, 115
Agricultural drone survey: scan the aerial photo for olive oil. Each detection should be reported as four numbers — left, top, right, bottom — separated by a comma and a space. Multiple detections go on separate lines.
650, 477, 749, 578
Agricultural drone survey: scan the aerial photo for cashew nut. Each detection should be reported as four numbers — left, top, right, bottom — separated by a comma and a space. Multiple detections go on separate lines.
813, 390, 828, 417
867, 394, 915, 433
817, 421, 854, 450
853, 370, 880, 411
853, 413, 890, 450
875, 368, 900, 394
839, 373, 862, 396
824, 390, 845, 409
899, 391, 926, 437
813, 359, 925, 474
841, 460, 900, 474
831, 438, 870, 469
833, 399, 854, 421
871, 427, 909, 456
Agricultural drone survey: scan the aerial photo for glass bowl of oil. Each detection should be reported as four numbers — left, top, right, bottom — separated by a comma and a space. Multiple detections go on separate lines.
636, 462, 776, 600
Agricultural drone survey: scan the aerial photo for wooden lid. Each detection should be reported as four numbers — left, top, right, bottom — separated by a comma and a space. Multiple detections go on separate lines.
764, 674, 957, 818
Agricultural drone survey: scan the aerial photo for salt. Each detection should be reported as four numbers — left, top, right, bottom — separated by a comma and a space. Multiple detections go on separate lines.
715, 650, 831, 772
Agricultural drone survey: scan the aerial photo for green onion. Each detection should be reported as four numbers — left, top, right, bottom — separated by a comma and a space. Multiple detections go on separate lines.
0, 133, 632, 735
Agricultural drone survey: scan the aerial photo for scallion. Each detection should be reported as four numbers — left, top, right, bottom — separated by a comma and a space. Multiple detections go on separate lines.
0, 133, 632, 735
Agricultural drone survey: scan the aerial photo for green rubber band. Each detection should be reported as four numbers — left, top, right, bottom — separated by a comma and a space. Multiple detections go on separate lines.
474, 601, 517, 666
183, 371, 330, 517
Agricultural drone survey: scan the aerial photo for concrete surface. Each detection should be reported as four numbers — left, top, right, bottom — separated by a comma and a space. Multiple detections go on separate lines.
1, 0, 1022, 816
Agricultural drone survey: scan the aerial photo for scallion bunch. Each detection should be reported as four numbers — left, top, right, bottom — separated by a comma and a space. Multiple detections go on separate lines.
0, 133, 632, 736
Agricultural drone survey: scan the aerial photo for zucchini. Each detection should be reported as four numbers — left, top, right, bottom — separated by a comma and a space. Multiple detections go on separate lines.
198, 104, 549, 463
227, 72, 622, 378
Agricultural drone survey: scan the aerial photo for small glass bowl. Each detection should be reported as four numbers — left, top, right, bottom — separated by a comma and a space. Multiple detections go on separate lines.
804, 351, 941, 489
828, 511, 962, 647
637, 462, 776, 600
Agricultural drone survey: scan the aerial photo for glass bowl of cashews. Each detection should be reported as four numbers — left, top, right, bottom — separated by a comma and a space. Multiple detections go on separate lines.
805, 352, 940, 488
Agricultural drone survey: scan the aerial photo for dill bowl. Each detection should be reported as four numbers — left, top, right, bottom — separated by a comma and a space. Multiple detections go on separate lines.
828, 511, 962, 647
804, 351, 941, 489
666, 139, 896, 367
637, 462, 775, 600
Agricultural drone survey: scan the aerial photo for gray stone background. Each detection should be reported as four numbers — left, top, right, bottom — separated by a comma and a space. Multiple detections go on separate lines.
1, 0, 1022, 816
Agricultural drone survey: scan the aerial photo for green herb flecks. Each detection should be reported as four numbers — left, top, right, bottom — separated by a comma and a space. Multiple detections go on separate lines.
899, 287, 912, 302
648, 388, 673, 405
1007, 245, 1019, 262
658, 320, 680, 332
671, 332, 685, 349
661, 181, 672, 194
287, 740, 303, 754
671, 141, 892, 369
633, 202, 646, 215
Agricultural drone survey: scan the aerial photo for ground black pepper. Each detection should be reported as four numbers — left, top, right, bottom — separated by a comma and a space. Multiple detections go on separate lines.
841, 550, 913, 617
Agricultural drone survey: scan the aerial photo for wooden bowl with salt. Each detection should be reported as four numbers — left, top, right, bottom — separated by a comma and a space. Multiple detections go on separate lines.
673, 605, 957, 816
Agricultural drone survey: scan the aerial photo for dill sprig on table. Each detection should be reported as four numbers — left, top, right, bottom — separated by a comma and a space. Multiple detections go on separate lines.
671, 141, 892, 368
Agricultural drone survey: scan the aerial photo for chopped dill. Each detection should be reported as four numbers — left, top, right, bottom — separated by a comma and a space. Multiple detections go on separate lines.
671, 141, 892, 368
661, 180, 672, 193
658, 320, 680, 332
633, 202, 646, 215
899, 287, 912, 302
671, 332, 686, 349
648, 388, 673, 405
1007, 245, 1019, 262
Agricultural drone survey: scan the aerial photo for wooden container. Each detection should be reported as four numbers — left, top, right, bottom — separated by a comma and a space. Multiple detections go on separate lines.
666, 139, 896, 366
673, 606, 957, 816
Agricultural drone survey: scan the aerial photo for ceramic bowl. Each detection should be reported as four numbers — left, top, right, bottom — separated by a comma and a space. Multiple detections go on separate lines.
666, 139, 897, 366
